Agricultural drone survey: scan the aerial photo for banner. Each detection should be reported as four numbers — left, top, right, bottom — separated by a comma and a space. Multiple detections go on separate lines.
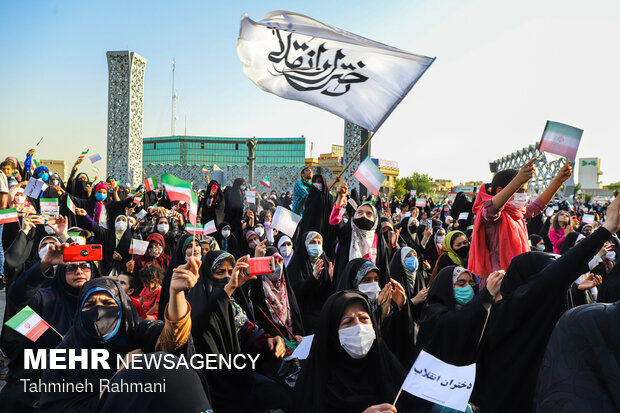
237, 11, 435, 131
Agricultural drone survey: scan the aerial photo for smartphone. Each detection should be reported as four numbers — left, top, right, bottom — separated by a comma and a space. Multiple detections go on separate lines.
247, 257, 275, 276
63, 244, 103, 262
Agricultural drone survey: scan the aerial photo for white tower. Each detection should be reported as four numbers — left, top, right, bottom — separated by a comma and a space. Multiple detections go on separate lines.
106, 51, 146, 187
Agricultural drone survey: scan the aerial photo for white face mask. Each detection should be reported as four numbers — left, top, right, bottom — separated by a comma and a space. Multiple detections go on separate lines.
115, 221, 128, 232
14, 195, 26, 204
254, 227, 264, 237
279, 245, 292, 257
313, 183, 323, 191
508, 193, 528, 209
157, 224, 169, 234
436, 235, 445, 245
44, 225, 55, 235
338, 323, 376, 359
39, 244, 50, 260
358, 281, 381, 302
221, 230, 231, 239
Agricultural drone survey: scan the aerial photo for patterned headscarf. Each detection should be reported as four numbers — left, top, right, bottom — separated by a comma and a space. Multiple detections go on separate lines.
349, 203, 378, 262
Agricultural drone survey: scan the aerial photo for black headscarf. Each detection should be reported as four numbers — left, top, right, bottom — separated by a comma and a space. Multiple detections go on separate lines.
474, 228, 612, 412
157, 233, 193, 320
224, 178, 245, 237
286, 231, 333, 333
200, 180, 226, 227
297, 175, 336, 258
418, 265, 493, 366
335, 257, 385, 292
39, 277, 169, 412
293, 291, 413, 413
535, 302, 620, 411
213, 221, 241, 258
248, 247, 305, 339
450, 192, 473, 228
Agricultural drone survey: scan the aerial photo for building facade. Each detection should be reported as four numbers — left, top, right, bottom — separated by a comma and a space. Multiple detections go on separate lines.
578, 157, 603, 190
143, 136, 305, 168
106, 51, 147, 187
38, 159, 67, 182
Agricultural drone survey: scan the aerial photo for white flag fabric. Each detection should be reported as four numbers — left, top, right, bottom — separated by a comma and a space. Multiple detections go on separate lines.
237, 11, 435, 132
271, 206, 302, 237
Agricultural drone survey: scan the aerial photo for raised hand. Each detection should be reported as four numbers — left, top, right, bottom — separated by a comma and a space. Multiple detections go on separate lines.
389, 280, 407, 310
254, 240, 267, 257
312, 259, 325, 279
412, 287, 428, 305
554, 161, 573, 184
486, 270, 505, 297
267, 336, 286, 358
516, 158, 537, 185
170, 256, 201, 294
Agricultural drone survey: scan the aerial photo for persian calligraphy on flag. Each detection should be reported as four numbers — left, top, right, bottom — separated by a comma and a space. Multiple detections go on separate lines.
538, 121, 583, 159
237, 11, 435, 132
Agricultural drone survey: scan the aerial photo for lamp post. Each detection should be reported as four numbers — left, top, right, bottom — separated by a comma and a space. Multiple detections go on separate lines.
246, 137, 258, 186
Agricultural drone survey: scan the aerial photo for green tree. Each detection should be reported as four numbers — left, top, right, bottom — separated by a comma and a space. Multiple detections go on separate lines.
608, 182, 620, 192
394, 172, 434, 198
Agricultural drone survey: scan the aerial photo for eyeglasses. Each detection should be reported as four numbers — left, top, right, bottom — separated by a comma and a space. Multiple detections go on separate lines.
66, 262, 92, 272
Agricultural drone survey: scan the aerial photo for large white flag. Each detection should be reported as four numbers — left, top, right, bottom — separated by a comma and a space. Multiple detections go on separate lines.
237, 11, 435, 132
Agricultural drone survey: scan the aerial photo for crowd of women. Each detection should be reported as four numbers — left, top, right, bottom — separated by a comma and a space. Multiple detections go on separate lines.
0, 151, 619, 413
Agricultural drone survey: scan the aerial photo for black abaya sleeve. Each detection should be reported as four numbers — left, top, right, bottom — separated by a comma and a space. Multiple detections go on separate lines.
380, 300, 419, 369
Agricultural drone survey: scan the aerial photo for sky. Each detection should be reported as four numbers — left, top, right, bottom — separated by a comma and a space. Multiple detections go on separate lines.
1, 0, 619, 185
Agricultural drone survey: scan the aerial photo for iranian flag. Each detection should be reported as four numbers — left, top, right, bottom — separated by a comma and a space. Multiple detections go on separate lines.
260, 176, 271, 188
353, 157, 385, 195
144, 176, 157, 192
0, 208, 19, 224
5, 306, 50, 342
186, 223, 204, 235
538, 121, 583, 159
188, 189, 199, 226
203, 220, 217, 235
161, 174, 192, 204
129, 239, 150, 255
77, 149, 89, 161
201, 167, 210, 174
249, 184, 257, 191
66, 196, 76, 214
30, 159, 40, 173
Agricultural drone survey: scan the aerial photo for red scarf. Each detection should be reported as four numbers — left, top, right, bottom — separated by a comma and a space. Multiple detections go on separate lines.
469, 184, 530, 277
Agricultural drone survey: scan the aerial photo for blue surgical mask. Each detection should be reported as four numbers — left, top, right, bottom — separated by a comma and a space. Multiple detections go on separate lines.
404, 256, 419, 272
307, 244, 322, 258
95, 192, 107, 202
536, 245, 545, 251
454, 285, 475, 305
40, 172, 49, 182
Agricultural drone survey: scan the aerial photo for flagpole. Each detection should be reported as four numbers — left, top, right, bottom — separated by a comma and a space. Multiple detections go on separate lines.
328, 131, 376, 190
392, 387, 403, 406
48, 324, 64, 339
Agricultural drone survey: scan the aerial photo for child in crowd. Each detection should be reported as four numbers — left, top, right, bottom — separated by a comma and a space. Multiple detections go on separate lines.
116, 272, 147, 318
469, 159, 572, 288
137, 266, 163, 319
548, 209, 578, 254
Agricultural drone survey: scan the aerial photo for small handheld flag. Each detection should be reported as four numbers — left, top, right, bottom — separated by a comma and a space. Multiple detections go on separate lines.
144, 176, 157, 192
66, 196, 76, 214
92, 165, 100, 174
77, 149, 90, 161
5, 306, 54, 342
0, 208, 19, 224
353, 157, 385, 195
249, 184, 257, 191
34, 137, 44, 149
129, 239, 150, 255
89, 153, 102, 163
201, 167, 210, 174
538, 121, 583, 159
260, 176, 271, 188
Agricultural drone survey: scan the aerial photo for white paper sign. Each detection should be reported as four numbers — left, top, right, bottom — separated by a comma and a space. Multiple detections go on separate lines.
552, 205, 559, 211
458, 212, 469, 221
581, 214, 595, 224
271, 206, 302, 237
135, 209, 148, 220
415, 198, 427, 208
204, 220, 217, 234
41, 205, 60, 216
401, 350, 475, 412
410, 190, 417, 196
289, 335, 314, 360
23, 179, 46, 198
245, 191, 256, 203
